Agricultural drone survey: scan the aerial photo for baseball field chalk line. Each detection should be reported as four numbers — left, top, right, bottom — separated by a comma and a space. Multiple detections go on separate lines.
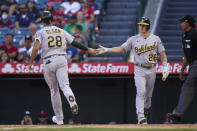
0, 124, 197, 129
2, 128, 15, 130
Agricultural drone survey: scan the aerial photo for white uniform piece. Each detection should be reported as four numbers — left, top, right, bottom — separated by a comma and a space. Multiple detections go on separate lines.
61, 1, 81, 15
35, 25, 77, 121
121, 33, 165, 119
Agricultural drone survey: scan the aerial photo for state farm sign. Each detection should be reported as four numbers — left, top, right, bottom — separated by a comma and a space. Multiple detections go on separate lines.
15, 63, 43, 73
156, 62, 189, 74
0, 63, 43, 74
68, 63, 130, 74
0, 62, 132, 75
0, 62, 189, 75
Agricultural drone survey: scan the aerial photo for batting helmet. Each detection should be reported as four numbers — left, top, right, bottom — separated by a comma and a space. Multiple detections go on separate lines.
41, 11, 53, 24
137, 17, 150, 30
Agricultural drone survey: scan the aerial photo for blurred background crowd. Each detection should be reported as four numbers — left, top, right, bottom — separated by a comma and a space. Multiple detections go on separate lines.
20, 109, 116, 125
0, 0, 106, 63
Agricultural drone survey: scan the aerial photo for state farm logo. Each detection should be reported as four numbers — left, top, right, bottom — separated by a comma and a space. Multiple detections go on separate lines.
1, 63, 44, 74
1, 63, 15, 73
69, 63, 82, 73
82, 63, 129, 73
15, 63, 43, 73
68, 63, 129, 73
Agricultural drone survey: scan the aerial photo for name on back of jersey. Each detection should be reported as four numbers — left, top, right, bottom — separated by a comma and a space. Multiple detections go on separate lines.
46, 29, 61, 34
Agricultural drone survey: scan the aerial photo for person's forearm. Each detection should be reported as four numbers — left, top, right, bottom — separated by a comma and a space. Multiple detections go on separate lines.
35, 18, 41, 23
104, 46, 124, 53
160, 51, 167, 62
72, 55, 79, 61
112, 47, 124, 53
71, 40, 88, 51
181, 56, 187, 72
15, 22, 19, 29
89, 15, 94, 23
30, 47, 38, 64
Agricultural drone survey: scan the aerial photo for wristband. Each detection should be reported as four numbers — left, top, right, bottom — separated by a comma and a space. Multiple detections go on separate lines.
106, 48, 113, 52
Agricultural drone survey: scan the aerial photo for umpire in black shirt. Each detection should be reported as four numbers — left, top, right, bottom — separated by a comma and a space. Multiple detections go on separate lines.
165, 15, 197, 124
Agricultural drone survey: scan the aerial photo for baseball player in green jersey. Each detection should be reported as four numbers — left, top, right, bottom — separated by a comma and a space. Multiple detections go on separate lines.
28, 11, 96, 125
96, 17, 169, 124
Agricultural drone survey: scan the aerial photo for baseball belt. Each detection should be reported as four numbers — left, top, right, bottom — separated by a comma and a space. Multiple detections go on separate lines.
44, 54, 65, 60
135, 63, 156, 69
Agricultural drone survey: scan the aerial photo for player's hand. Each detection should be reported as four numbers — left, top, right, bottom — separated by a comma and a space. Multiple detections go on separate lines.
179, 71, 185, 81
162, 63, 169, 81
96, 45, 108, 55
87, 48, 97, 56
28, 63, 33, 71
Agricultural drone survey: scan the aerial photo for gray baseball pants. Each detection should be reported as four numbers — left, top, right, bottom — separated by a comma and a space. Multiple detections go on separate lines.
43, 55, 77, 121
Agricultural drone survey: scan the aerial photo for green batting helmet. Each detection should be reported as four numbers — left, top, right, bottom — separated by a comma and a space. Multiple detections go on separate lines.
137, 17, 150, 30
41, 11, 53, 24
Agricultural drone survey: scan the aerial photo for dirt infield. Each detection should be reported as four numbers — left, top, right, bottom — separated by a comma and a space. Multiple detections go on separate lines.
0, 124, 197, 130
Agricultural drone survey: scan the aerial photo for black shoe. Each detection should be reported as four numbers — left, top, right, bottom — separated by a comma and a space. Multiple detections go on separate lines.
144, 108, 149, 119
71, 104, 78, 115
164, 113, 182, 124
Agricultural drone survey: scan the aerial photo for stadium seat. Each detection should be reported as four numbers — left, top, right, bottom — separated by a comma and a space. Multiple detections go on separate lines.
13, 35, 24, 43
0, 28, 13, 35
37, 23, 44, 29
94, 0, 140, 61
87, 57, 124, 62
14, 28, 29, 35
35, 0, 48, 4
95, 0, 105, 10
9, 15, 16, 23
0, 35, 5, 44
36, 3, 46, 10
101, 21, 134, 29
41, 0, 49, 3
17, 0, 28, 5
54, 2, 61, 10
157, 0, 197, 61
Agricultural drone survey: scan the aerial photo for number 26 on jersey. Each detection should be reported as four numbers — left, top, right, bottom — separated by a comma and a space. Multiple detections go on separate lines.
149, 54, 157, 62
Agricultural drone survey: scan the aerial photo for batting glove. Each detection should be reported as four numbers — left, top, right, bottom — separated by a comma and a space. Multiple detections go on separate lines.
162, 62, 169, 81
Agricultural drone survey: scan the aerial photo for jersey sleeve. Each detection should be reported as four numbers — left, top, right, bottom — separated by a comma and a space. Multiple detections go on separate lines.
64, 30, 74, 45
34, 31, 42, 44
121, 37, 133, 52
157, 37, 165, 53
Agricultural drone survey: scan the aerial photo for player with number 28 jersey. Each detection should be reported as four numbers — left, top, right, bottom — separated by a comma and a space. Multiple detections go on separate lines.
35, 26, 74, 59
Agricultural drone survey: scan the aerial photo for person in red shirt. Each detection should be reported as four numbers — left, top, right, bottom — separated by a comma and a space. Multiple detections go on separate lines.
0, 34, 18, 61
53, 5, 65, 28
37, 110, 50, 125
80, 2, 94, 23
77, 2, 94, 36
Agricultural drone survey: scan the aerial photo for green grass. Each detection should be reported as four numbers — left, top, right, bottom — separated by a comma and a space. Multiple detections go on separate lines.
0, 128, 196, 131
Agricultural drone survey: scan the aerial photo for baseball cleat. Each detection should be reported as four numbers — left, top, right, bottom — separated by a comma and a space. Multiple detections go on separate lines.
164, 113, 182, 124
52, 116, 64, 125
138, 117, 148, 124
144, 108, 149, 119
71, 104, 78, 115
